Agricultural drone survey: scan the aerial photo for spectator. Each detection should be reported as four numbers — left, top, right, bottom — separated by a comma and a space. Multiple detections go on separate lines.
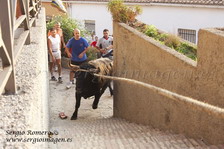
48, 22, 66, 48
90, 36, 98, 47
96, 29, 113, 60
48, 28, 63, 83
48, 22, 66, 71
64, 28, 90, 89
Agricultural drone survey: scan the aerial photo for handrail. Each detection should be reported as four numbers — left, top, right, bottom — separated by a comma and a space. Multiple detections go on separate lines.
14, 15, 27, 31
0, 0, 42, 94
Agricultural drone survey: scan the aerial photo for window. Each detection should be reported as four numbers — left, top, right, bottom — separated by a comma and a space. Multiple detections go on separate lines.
178, 29, 196, 44
84, 20, 95, 33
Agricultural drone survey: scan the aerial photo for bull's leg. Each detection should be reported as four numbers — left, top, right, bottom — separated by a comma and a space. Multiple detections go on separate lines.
71, 93, 82, 120
92, 83, 109, 109
92, 92, 100, 109
100, 82, 110, 96
108, 82, 113, 96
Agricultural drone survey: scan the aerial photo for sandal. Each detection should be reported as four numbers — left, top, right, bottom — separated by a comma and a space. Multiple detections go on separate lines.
59, 112, 67, 119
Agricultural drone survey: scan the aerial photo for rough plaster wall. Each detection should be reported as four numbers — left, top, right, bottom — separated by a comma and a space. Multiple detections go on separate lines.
113, 23, 197, 99
113, 81, 224, 144
196, 29, 224, 107
113, 22, 224, 145
113, 23, 224, 107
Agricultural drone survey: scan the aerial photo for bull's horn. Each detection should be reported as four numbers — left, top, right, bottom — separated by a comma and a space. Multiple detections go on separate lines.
68, 61, 80, 71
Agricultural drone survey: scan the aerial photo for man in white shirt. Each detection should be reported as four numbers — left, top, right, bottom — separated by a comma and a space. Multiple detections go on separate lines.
48, 28, 63, 83
96, 29, 113, 95
96, 29, 113, 59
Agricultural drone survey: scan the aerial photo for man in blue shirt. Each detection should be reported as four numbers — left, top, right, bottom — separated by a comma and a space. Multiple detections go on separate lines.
65, 28, 89, 89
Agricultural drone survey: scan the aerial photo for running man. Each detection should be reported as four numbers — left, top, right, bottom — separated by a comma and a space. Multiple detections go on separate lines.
65, 28, 89, 89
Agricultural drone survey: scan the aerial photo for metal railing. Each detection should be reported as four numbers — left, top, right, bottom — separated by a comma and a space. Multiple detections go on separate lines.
0, 0, 41, 94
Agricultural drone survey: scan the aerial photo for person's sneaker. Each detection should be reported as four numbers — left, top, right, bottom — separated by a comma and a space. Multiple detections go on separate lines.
66, 82, 72, 89
51, 76, 57, 81
58, 77, 63, 83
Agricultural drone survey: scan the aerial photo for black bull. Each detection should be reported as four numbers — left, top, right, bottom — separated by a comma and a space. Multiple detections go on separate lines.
69, 58, 113, 120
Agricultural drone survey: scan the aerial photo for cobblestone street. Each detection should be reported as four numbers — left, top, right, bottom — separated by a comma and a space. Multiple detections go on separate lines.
48, 68, 223, 149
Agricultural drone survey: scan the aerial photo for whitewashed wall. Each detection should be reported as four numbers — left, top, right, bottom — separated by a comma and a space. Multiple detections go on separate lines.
67, 2, 224, 44
68, 3, 113, 38
138, 4, 224, 43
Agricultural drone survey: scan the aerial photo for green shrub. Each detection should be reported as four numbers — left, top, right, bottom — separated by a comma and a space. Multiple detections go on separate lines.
144, 25, 169, 42
157, 33, 168, 42
141, 24, 197, 60
164, 34, 180, 49
144, 25, 159, 38
176, 43, 197, 60
108, 0, 142, 23
86, 47, 99, 61
46, 15, 88, 44
130, 21, 147, 32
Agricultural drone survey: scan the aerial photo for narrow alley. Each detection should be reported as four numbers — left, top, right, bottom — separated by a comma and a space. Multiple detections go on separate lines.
48, 68, 222, 149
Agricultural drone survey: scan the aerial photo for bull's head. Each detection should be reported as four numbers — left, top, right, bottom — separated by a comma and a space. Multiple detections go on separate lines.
68, 61, 100, 95
68, 61, 99, 73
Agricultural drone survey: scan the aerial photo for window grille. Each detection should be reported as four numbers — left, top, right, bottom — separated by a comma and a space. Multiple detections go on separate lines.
178, 29, 196, 43
84, 20, 95, 33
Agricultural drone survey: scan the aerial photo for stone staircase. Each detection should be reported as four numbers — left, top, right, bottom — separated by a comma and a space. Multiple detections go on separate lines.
49, 69, 223, 149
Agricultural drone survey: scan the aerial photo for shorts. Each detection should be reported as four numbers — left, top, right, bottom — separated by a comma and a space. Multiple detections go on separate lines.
70, 60, 87, 75
71, 60, 87, 66
49, 50, 61, 62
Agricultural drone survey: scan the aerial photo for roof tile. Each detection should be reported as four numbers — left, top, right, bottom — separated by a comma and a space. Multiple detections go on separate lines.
62, 0, 224, 6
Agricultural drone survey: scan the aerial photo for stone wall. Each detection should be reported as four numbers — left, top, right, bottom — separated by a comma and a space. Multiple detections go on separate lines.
113, 22, 224, 145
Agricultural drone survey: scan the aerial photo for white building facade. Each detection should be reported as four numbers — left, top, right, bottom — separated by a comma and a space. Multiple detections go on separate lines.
63, 0, 224, 44
65, 1, 113, 39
